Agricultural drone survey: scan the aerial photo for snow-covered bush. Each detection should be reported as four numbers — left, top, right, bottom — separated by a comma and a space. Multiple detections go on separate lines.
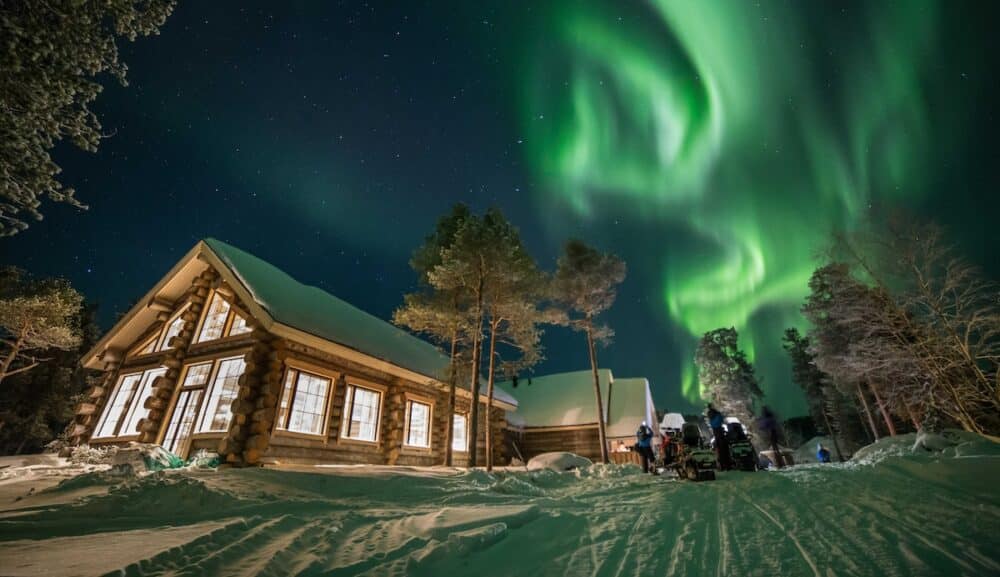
69, 443, 119, 465
526, 452, 592, 472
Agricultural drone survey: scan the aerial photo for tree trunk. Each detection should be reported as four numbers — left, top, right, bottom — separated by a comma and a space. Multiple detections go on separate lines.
820, 407, 845, 462
467, 278, 485, 468
857, 384, 880, 442
485, 319, 498, 472
869, 384, 896, 436
444, 331, 458, 467
586, 324, 609, 464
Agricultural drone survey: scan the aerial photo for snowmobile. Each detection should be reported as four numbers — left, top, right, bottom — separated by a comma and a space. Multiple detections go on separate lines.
723, 418, 758, 472
673, 422, 718, 481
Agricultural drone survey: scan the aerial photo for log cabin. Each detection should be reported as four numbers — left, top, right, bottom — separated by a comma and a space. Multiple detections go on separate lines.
499, 370, 656, 461
72, 238, 517, 467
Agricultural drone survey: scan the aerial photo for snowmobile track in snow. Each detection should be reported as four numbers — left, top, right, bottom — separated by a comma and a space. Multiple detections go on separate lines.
0, 444, 997, 577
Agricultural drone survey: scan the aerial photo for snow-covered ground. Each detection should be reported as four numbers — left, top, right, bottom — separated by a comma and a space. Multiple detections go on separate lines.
0, 433, 998, 576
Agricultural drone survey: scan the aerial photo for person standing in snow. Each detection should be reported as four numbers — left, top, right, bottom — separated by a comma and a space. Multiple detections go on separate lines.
816, 443, 831, 463
706, 404, 731, 470
757, 406, 785, 468
635, 421, 656, 474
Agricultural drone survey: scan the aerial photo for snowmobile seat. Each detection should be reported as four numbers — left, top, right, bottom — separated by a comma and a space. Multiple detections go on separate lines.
681, 423, 702, 447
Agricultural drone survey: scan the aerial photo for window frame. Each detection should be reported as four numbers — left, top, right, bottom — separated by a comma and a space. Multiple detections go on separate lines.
193, 290, 253, 345
402, 394, 434, 450
273, 361, 337, 440
91, 364, 166, 441
451, 412, 469, 453
339, 379, 385, 445
155, 304, 190, 352
194, 355, 247, 434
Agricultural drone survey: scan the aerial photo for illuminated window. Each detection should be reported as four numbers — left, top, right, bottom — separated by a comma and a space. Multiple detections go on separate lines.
342, 385, 382, 442
229, 313, 251, 336
158, 314, 185, 351
452, 413, 468, 452
404, 400, 431, 448
93, 373, 143, 439
197, 357, 246, 432
93, 367, 166, 439
197, 293, 231, 343
275, 369, 332, 436
137, 336, 157, 356
161, 363, 212, 455
118, 367, 167, 436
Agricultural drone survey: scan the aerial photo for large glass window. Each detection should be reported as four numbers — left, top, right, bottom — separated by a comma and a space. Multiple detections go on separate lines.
158, 314, 185, 351
93, 373, 143, 439
341, 385, 382, 442
93, 367, 166, 439
160, 362, 212, 455
405, 400, 431, 448
196, 357, 246, 432
275, 369, 332, 436
452, 413, 468, 452
118, 368, 167, 436
197, 293, 232, 343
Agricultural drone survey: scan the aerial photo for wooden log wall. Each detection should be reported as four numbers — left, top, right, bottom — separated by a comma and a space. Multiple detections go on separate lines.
518, 425, 601, 461
217, 331, 280, 467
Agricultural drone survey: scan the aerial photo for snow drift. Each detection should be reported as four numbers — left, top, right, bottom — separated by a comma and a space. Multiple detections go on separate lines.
0, 434, 997, 576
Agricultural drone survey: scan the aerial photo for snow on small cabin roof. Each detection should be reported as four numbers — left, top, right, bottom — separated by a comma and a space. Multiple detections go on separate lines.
203, 238, 517, 407
605, 377, 655, 438
498, 370, 654, 435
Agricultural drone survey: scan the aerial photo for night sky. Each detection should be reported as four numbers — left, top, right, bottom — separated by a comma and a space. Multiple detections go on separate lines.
4, 1, 998, 418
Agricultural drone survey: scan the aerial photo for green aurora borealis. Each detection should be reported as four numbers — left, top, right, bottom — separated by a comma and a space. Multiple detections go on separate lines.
524, 0, 938, 404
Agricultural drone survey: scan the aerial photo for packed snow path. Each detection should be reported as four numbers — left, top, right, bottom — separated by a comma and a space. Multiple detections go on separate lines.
0, 440, 997, 576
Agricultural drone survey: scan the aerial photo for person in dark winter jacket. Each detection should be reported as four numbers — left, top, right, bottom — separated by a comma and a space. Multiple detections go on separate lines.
706, 404, 731, 470
757, 406, 785, 468
817, 443, 832, 463
635, 421, 656, 474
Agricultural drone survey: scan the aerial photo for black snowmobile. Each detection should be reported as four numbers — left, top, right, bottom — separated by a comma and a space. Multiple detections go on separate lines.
723, 418, 758, 472
673, 422, 717, 481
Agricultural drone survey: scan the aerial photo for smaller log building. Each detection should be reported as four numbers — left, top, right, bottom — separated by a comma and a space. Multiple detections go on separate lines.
73, 238, 517, 467
499, 370, 656, 461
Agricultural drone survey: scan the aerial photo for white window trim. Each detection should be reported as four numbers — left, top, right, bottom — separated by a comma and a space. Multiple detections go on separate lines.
403, 397, 433, 449
340, 382, 384, 443
274, 367, 335, 438
452, 413, 469, 453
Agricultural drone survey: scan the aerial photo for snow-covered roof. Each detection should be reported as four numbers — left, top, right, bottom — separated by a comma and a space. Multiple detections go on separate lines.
203, 238, 517, 407
497, 369, 613, 428
498, 370, 654, 434
605, 377, 656, 438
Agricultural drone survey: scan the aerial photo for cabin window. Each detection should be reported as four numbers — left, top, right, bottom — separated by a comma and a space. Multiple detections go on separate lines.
275, 369, 332, 436
342, 385, 382, 442
118, 367, 167, 436
229, 313, 251, 336
452, 413, 468, 452
92, 367, 165, 439
404, 400, 431, 448
195, 292, 252, 343
196, 356, 246, 433
197, 293, 231, 342
161, 362, 212, 454
158, 314, 185, 351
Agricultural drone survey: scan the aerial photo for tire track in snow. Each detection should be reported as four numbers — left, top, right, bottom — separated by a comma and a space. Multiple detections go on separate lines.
746, 498, 821, 577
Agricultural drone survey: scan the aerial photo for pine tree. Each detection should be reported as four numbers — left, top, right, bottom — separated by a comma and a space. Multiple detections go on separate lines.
552, 240, 626, 465
694, 327, 762, 427
782, 328, 845, 461
394, 204, 473, 466
0, 267, 83, 386
1, 0, 176, 236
